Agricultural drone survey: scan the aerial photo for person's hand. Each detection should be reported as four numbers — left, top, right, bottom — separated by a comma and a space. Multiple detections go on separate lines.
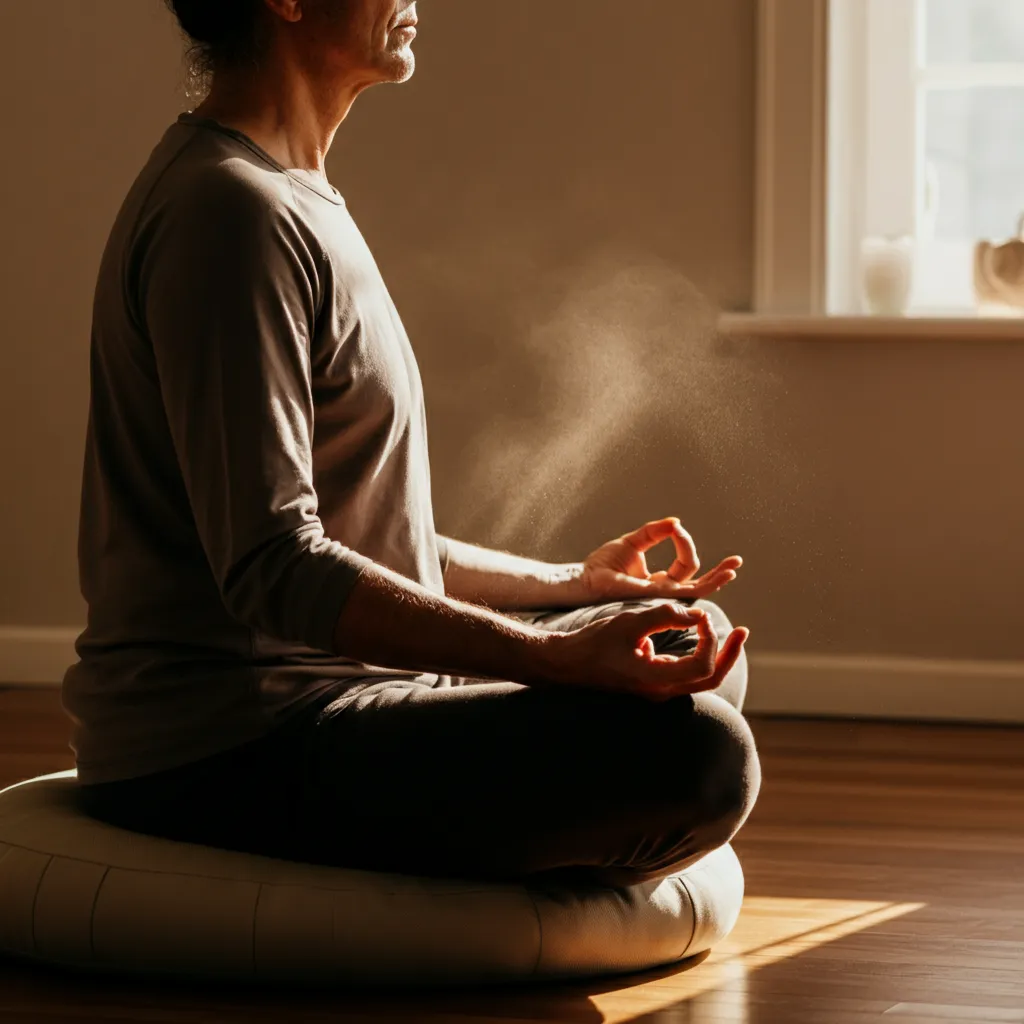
580, 517, 743, 603
539, 602, 748, 701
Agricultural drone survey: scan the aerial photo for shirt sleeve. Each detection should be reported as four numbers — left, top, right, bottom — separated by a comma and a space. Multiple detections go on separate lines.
137, 171, 372, 652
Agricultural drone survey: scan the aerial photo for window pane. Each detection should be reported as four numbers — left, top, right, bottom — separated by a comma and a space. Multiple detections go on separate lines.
924, 86, 1024, 241
925, 0, 1024, 64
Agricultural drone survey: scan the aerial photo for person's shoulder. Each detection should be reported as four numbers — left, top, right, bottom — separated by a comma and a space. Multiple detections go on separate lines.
127, 121, 324, 279
144, 122, 300, 232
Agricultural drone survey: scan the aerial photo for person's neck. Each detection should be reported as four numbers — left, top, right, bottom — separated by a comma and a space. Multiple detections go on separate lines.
194, 60, 365, 176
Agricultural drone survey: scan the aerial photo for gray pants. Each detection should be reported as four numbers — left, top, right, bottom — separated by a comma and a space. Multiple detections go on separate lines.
80, 599, 761, 888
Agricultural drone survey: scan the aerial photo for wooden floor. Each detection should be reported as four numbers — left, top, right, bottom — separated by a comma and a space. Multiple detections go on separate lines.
1, 686, 1023, 1023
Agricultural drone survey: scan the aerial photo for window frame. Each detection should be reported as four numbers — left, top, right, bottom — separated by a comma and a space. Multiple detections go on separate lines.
753, 0, 830, 317
833, 0, 923, 315
746, 0, 1024, 334
912, 2, 1024, 312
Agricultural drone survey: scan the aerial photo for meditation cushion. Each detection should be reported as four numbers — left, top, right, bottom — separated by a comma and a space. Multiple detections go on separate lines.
0, 772, 744, 986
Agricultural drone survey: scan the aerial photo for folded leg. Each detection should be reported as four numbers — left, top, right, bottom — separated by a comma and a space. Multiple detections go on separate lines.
79, 599, 759, 888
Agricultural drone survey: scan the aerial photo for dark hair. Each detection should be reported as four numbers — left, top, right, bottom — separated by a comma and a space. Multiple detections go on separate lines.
165, 0, 267, 82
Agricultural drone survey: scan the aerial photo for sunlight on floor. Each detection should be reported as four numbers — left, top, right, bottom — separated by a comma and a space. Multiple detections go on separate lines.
589, 897, 927, 1023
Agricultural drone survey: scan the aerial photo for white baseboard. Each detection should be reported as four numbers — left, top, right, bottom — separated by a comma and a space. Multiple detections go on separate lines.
3, 629, 1023, 724
0, 627, 79, 686
748, 651, 1024, 724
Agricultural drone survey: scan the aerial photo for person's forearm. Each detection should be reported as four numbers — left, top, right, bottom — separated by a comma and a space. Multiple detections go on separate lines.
438, 536, 586, 610
333, 561, 565, 682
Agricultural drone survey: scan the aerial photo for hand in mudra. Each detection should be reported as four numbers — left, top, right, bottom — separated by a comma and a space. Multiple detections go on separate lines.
580, 517, 743, 602
546, 602, 748, 701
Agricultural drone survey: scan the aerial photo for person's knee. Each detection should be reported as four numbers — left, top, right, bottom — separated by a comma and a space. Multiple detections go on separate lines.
686, 694, 761, 848
592, 702, 760, 886
561, 696, 760, 889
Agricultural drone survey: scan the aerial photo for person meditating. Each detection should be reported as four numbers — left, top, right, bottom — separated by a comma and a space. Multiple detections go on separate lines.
65, 0, 760, 887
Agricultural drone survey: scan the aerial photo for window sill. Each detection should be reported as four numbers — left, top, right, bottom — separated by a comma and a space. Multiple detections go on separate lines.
718, 313, 1024, 341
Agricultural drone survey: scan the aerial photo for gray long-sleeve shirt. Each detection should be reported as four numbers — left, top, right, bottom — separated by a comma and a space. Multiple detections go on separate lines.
63, 114, 448, 784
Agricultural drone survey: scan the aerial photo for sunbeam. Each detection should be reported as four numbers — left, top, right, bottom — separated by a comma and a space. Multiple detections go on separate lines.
587, 897, 927, 1022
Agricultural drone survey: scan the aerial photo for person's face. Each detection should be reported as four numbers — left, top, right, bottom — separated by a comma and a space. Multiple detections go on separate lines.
301, 0, 419, 87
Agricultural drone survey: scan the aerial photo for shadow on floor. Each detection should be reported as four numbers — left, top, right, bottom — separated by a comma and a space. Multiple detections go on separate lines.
0, 949, 716, 1023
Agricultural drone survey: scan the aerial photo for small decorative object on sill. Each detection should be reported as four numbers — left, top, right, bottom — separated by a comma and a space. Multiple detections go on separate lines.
974, 214, 1024, 318
861, 235, 914, 316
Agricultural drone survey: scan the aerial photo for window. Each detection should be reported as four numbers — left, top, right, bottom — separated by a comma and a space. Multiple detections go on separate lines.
832, 0, 1024, 316
743, 0, 1024, 329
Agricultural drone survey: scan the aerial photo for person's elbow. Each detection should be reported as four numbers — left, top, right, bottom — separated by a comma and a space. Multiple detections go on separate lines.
219, 525, 369, 651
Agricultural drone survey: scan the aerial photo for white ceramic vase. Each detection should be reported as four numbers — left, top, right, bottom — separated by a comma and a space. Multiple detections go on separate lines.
861, 236, 914, 316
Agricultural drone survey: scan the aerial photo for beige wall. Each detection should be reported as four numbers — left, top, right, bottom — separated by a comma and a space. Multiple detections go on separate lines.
1, 1, 1021, 666
0, 0, 184, 626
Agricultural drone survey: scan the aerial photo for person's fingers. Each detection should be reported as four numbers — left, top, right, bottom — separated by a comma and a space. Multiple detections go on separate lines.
706, 627, 749, 687
667, 520, 700, 582
648, 560, 741, 598
687, 568, 738, 597
625, 602, 707, 647
691, 557, 743, 584
644, 628, 747, 699
690, 557, 742, 584
620, 518, 679, 553
713, 555, 744, 573
635, 635, 656, 660
642, 612, 720, 687
689, 611, 720, 674
619, 519, 699, 576
617, 518, 710, 585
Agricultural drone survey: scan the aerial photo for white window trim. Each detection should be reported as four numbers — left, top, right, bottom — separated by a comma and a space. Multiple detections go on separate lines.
753, 0, 830, 318
738, 0, 1024, 339
825, 0, 868, 317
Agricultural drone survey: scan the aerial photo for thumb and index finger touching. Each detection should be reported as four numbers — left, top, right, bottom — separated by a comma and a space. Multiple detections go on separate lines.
623, 517, 746, 591
626, 601, 750, 691
621, 517, 700, 582
628, 599, 707, 638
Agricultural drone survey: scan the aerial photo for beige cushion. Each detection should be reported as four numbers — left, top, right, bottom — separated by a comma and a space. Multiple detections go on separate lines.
0, 771, 744, 985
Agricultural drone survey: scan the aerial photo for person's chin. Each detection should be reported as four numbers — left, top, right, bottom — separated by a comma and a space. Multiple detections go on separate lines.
380, 43, 416, 83
391, 50, 416, 83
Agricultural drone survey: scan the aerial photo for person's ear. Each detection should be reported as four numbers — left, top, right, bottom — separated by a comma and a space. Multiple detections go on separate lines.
263, 0, 304, 24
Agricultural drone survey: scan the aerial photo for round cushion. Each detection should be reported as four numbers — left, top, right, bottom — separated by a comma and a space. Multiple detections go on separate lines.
0, 772, 744, 986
